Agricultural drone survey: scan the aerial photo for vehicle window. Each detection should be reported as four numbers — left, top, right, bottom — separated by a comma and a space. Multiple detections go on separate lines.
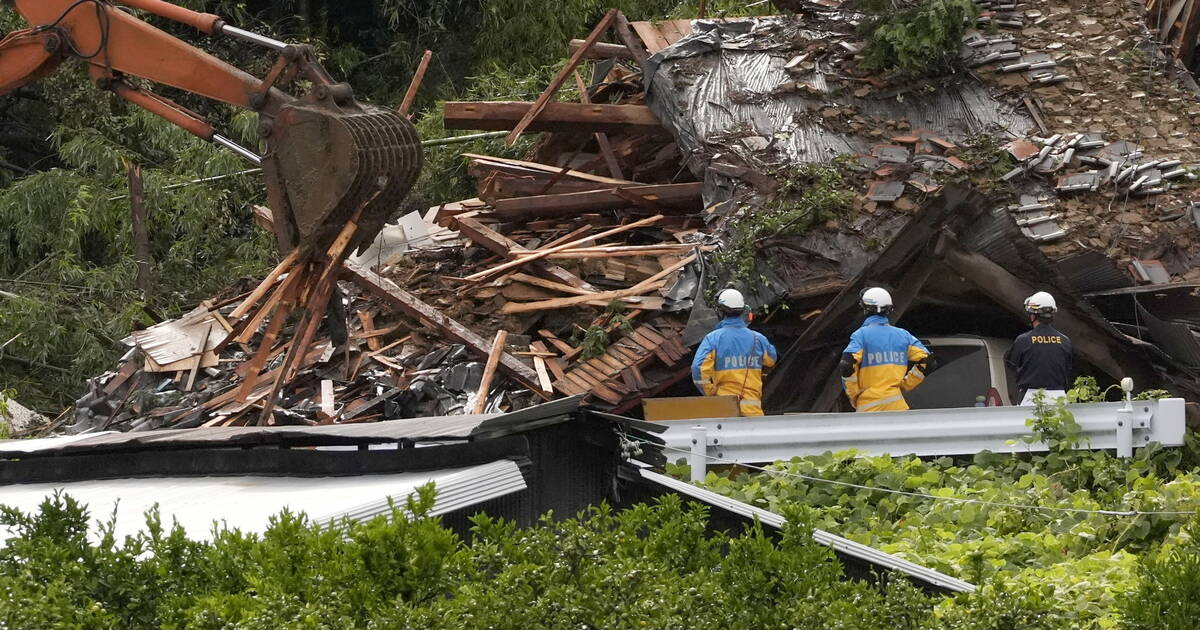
904, 344, 990, 409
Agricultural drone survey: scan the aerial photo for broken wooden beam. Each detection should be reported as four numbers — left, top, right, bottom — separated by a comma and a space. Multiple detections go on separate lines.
465, 214, 664, 281
452, 215, 595, 290
464, 153, 636, 185
444, 101, 665, 135
398, 49, 433, 117
342, 260, 549, 397
490, 182, 702, 219
613, 11, 650, 65
574, 70, 625, 180
507, 9, 619, 145
568, 39, 636, 60
472, 330, 508, 414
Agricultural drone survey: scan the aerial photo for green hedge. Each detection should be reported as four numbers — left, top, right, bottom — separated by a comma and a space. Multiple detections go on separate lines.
0, 487, 1084, 629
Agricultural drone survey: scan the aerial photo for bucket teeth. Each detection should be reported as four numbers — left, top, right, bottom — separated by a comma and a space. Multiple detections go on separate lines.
264, 102, 423, 254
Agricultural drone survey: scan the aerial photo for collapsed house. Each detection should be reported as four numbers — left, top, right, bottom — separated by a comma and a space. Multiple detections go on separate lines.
64, 1, 1200, 433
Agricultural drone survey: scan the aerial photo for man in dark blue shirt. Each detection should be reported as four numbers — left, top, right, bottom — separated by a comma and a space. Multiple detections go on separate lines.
1005, 291, 1073, 406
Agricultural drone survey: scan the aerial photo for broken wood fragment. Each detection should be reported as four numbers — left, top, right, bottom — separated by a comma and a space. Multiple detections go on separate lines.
398, 49, 433, 117
464, 214, 664, 281
612, 12, 650, 64
473, 330, 509, 414
452, 215, 594, 290
463, 153, 636, 185
343, 260, 548, 397
506, 9, 620, 145
573, 70, 625, 180
490, 183, 700, 219
445, 101, 665, 135
231, 248, 301, 319
568, 38, 636, 60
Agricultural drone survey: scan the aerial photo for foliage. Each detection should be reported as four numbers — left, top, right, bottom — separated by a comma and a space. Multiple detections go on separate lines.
0, 488, 1074, 629
1118, 514, 1200, 630
577, 324, 611, 360
1021, 391, 1084, 453
691, 402, 1200, 629
712, 162, 856, 286
859, 0, 980, 79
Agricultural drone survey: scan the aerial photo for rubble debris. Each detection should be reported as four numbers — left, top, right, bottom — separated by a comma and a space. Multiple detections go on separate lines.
67, 6, 1200, 431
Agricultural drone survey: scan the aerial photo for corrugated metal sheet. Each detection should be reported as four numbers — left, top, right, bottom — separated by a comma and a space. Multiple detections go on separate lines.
1137, 302, 1200, 367
644, 17, 1032, 178
0, 397, 584, 458
1056, 249, 1134, 293
636, 467, 976, 593
0, 460, 526, 543
313, 459, 528, 526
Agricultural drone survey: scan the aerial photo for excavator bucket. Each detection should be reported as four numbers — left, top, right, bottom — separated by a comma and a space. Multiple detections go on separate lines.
260, 98, 423, 255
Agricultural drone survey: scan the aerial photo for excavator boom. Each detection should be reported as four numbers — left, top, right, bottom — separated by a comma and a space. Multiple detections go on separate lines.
1, 0, 422, 253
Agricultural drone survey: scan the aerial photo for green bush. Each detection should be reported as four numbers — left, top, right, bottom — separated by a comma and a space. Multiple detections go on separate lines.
1118, 515, 1200, 630
693, 407, 1200, 628
859, 0, 979, 79
0, 488, 1082, 629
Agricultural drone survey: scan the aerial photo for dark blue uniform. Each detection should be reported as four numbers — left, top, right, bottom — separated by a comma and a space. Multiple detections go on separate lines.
1005, 324, 1072, 401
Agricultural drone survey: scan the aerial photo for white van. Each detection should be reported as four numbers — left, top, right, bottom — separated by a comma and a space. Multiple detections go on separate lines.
903, 336, 1017, 409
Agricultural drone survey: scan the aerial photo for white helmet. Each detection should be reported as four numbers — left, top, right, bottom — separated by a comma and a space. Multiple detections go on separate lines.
1024, 291, 1057, 317
716, 288, 746, 312
861, 287, 893, 314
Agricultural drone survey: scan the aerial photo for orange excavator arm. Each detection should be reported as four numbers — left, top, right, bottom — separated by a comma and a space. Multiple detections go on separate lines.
0, 0, 422, 253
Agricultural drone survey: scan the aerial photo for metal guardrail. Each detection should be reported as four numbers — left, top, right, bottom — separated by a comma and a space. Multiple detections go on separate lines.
658, 399, 1187, 469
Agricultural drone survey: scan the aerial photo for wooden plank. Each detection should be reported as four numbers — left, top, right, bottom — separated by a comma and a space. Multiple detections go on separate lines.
539, 223, 595, 250
357, 310, 382, 351
500, 253, 693, 314
506, 9, 619, 145
445, 101, 665, 135
631, 21, 672, 53
398, 49, 432, 117
538, 329, 576, 355
491, 183, 700, 219
509, 273, 594, 296
472, 330, 508, 414
613, 12, 650, 64
628, 364, 648, 390
465, 214, 664, 281
320, 379, 335, 419
553, 377, 584, 396
573, 70, 625, 180
479, 170, 613, 200
231, 248, 301, 319
533, 355, 554, 393
464, 153, 636, 185
452, 215, 594, 290
568, 39, 636, 60
343, 260, 548, 396
501, 280, 665, 314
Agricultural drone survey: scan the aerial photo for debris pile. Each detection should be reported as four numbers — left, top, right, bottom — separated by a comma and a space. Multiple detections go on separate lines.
69, 4, 1200, 431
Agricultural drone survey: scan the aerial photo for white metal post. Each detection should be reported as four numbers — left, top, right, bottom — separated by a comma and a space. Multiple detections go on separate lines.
690, 426, 707, 482
1116, 378, 1135, 458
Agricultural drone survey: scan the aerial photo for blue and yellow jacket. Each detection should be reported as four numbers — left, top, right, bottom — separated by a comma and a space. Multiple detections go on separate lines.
691, 316, 778, 416
842, 314, 930, 412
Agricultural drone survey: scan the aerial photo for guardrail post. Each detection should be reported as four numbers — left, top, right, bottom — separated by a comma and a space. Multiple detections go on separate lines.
1116, 378, 1134, 458
690, 425, 707, 482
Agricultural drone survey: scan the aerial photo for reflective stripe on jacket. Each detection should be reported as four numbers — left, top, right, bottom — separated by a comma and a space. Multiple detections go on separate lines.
841, 315, 929, 413
691, 316, 778, 416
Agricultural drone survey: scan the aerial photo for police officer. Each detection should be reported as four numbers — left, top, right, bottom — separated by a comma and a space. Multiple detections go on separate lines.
1006, 291, 1073, 406
691, 288, 777, 416
839, 287, 936, 412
